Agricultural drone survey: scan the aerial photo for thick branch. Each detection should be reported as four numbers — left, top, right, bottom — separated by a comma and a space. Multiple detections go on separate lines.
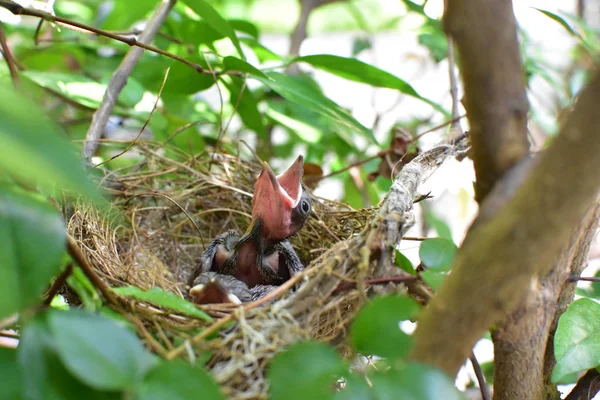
564, 369, 600, 400
444, 0, 529, 202
82, 0, 175, 162
410, 68, 600, 376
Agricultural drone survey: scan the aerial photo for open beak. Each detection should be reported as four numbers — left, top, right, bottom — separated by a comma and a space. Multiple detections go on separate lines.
252, 155, 304, 240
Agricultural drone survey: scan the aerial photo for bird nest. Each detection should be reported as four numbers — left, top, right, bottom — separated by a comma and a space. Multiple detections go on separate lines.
66, 139, 462, 399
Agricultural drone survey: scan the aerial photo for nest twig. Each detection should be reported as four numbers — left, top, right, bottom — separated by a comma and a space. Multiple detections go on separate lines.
67, 135, 467, 399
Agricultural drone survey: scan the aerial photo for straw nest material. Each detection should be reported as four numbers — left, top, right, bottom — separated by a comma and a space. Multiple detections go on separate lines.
67, 139, 462, 399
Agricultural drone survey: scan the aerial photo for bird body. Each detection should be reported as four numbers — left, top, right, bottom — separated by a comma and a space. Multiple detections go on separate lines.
189, 156, 311, 304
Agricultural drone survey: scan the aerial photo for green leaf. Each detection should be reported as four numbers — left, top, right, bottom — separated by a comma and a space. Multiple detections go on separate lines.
351, 36, 372, 57
335, 375, 372, 400
269, 341, 346, 400
295, 55, 447, 115
552, 298, 600, 383
181, 0, 245, 59
239, 37, 281, 62
66, 267, 102, 311
101, 0, 156, 30
0, 87, 103, 203
224, 77, 266, 138
394, 250, 416, 275
0, 185, 65, 319
222, 56, 267, 78
351, 295, 419, 359
419, 238, 457, 271
535, 9, 582, 40
424, 212, 453, 240
134, 360, 224, 400
113, 286, 212, 322
48, 310, 158, 390
0, 347, 21, 400
162, 59, 215, 96
420, 270, 447, 291
18, 316, 117, 400
230, 19, 259, 39
265, 101, 323, 143
23, 70, 143, 109
371, 363, 465, 400
256, 72, 377, 145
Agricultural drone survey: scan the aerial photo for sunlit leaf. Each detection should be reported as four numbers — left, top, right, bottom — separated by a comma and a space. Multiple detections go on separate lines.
230, 19, 259, 39
113, 286, 212, 321
101, 0, 156, 30
419, 238, 456, 271
0, 185, 65, 319
223, 56, 267, 78
48, 310, 158, 390
23, 71, 142, 109
552, 298, 600, 383
265, 104, 322, 143
0, 87, 103, 203
134, 360, 224, 400
351, 295, 420, 359
181, 0, 245, 59
239, 37, 281, 62
295, 55, 447, 115
224, 77, 266, 138
269, 341, 346, 400
256, 72, 377, 145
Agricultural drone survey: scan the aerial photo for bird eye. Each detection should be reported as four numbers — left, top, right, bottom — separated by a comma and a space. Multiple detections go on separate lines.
301, 199, 310, 214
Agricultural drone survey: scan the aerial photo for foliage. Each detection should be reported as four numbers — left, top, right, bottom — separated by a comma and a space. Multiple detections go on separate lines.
552, 298, 600, 383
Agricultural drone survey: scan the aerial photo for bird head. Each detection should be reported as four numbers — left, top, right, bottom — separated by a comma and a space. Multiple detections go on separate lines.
251, 155, 311, 241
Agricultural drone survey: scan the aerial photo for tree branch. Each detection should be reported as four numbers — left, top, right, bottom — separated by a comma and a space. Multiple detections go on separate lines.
81, 0, 175, 162
444, 0, 529, 202
564, 369, 600, 400
410, 67, 600, 377
0, 1, 209, 76
0, 23, 20, 87
540, 203, 600, 399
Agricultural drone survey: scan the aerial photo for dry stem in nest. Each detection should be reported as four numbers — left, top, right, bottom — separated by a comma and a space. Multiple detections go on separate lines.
67, 137, 467, 399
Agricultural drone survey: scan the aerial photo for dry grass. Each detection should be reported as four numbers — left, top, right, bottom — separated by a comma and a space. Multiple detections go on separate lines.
67, 142, 385, 399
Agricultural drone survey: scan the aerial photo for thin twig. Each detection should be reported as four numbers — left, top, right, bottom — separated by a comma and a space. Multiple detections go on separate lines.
469, 353, 491, 400
306, 114, 466, 183
0, 1, 209, 76
564, 369, 600, 400
569, 275, 600, 283
82, 0, 175, 162
43, 263, 74, 306
447, 37, 462, 132
93, 66, 170, 168
0, 23, 20, 87
332, 275, 418, 295
66, 235, 120, 306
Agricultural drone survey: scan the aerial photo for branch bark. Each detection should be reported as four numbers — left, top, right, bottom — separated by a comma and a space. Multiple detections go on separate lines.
410, 66, 600, 378
564, 369, 600, 400
82, 0, 175, 162
444, 0, 529, 202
